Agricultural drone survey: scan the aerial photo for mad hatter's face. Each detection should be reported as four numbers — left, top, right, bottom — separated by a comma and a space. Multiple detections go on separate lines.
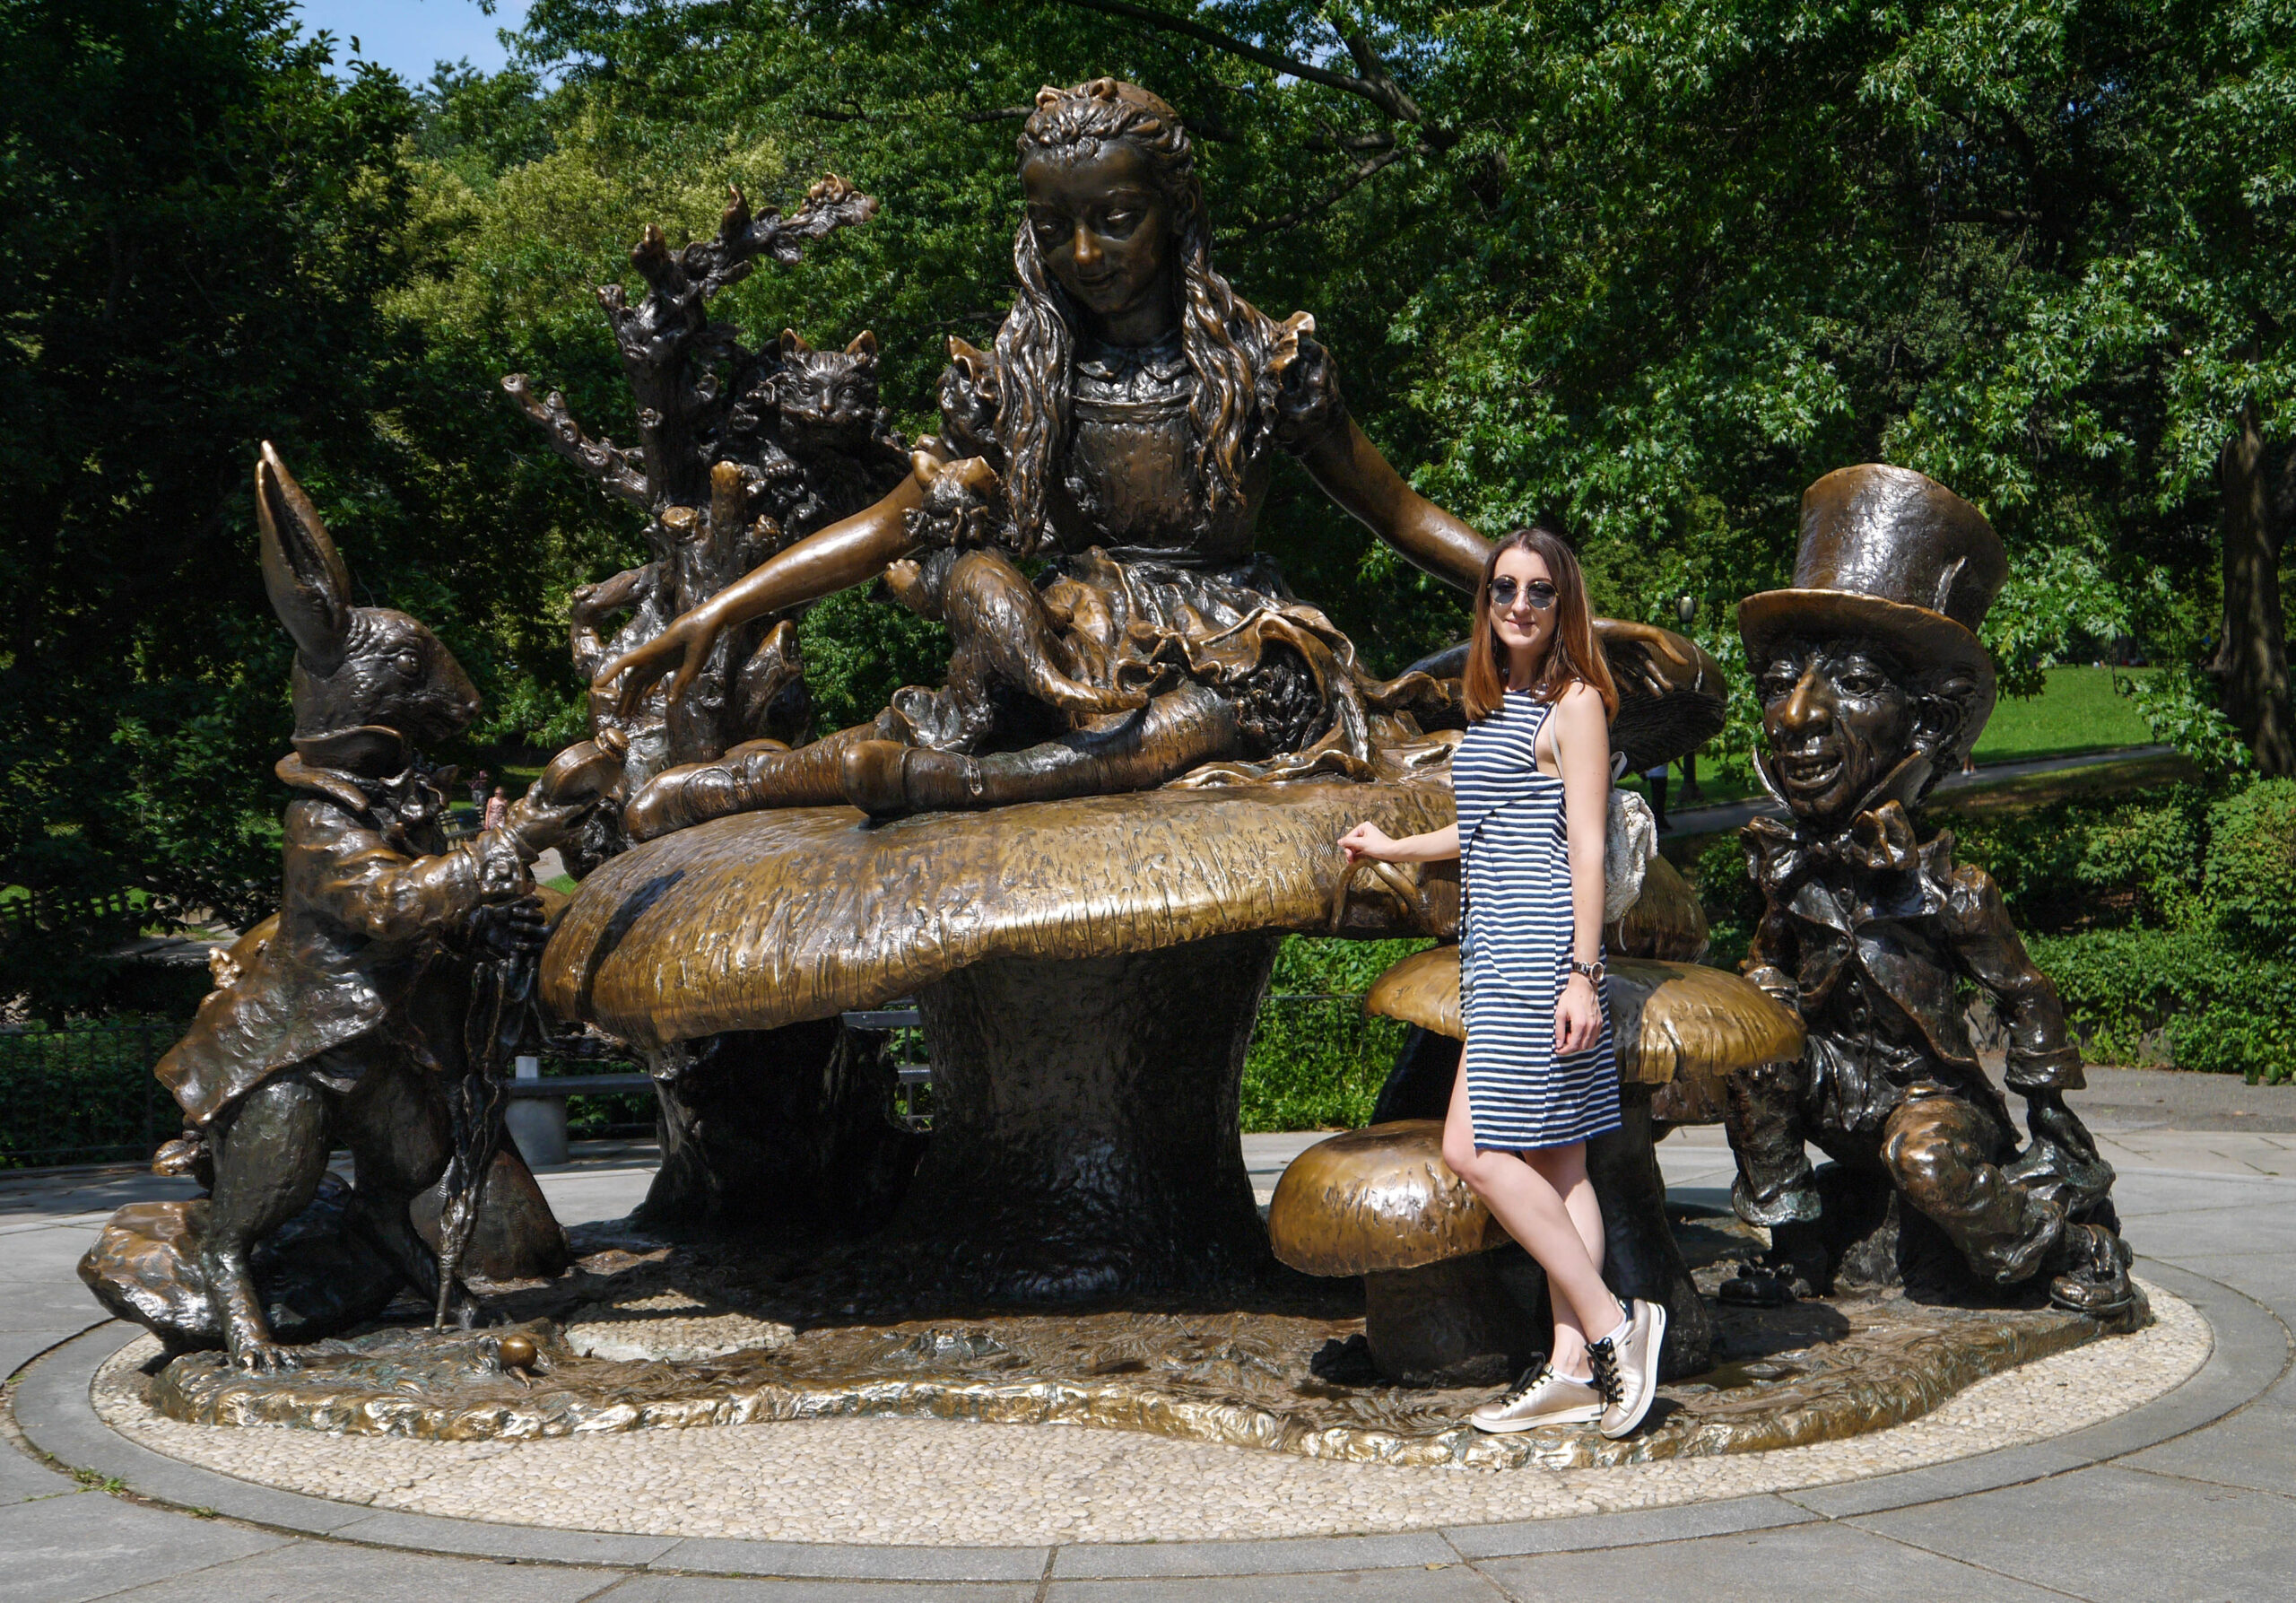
1757, 640, 1916, 823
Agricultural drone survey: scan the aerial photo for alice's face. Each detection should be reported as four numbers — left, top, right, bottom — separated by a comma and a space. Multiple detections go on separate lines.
1758, 641, 1916, 822
1020, 140, 1175, 327
1487, 547, 1558, 660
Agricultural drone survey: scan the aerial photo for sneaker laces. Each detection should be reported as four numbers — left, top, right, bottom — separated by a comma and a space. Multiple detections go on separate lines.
1586, 1339, 1623, 1407
1500, 1364, 1552, 1405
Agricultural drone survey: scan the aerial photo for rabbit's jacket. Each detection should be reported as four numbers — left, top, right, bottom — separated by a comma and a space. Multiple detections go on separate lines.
158, 754, 534, 1128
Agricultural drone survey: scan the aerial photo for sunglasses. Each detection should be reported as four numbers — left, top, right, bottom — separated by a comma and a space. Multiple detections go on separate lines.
1488, 576, 1559, 610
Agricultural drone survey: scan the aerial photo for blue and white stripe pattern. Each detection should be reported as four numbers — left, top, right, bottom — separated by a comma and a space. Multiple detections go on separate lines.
1455, 689, 1620, 1151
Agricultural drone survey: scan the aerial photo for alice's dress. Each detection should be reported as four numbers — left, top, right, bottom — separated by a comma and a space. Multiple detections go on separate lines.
1454, 690, 1621, 1150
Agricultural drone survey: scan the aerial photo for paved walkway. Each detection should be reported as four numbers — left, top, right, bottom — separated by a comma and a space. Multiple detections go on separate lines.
0, 1094, 2289, 1599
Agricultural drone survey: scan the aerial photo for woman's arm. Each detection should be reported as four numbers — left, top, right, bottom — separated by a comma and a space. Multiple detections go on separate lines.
1550, 683, 1612, 1054
595, 469, 929, 714
1338, 820, 1459, 865
1295, 419, 1490, 593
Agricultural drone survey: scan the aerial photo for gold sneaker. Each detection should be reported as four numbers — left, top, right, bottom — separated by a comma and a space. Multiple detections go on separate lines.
1469, 1364, 1605, 1433
1591, 1297, 1668, 1440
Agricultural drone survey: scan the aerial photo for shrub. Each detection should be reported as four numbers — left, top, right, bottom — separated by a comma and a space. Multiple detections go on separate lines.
1679, 832, 1761, 969
2203, 779, 2296, 951
1239, 936, 1426, 1131
2023, 928, 2296, 1084
1938, 787, 2211, 932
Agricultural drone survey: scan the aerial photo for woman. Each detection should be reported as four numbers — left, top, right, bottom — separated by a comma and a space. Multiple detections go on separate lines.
596, 79, 1488, 830
1339, 527, 1665, 1439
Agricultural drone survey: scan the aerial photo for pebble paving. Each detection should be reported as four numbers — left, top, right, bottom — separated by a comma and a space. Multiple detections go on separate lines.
89, 1280, 2205, 1546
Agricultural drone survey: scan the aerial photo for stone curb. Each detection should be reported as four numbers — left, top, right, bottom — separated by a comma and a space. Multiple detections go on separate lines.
4, 1256, 2282, 1586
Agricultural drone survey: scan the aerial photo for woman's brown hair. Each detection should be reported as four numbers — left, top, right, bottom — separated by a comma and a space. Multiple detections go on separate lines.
1463, 524, 1619, 724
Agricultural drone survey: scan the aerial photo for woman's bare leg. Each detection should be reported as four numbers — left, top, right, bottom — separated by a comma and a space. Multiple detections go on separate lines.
1442, 1051, 1624, 1379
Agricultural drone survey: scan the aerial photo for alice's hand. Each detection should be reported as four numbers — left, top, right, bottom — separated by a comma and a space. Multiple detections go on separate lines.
1338, 822, 1397, 864
1554, 972, 1604, 1056
596, 602, 728, 719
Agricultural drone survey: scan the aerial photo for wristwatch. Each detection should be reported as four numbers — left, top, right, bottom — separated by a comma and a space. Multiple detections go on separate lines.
1568, 957, 1606, 984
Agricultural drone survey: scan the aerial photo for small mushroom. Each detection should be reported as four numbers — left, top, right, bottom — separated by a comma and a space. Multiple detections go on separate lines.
1359, 945, 1805, 1381
495, 1332, 538, 1372
1267, 1121, 1534, 1385
1360, 945, 1804, 1125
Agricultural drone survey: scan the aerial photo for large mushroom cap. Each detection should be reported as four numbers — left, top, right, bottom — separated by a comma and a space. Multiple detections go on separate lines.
1266, 1120, 1504, 1276
1361, 946, 1804, 1106
544, 780, 1454, 1046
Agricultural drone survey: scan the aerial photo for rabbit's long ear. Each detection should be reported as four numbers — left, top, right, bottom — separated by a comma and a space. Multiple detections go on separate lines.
257, 442, 352, 677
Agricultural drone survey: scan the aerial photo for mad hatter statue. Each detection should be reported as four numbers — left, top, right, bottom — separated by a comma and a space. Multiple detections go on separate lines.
1726, 465, 2134, 1316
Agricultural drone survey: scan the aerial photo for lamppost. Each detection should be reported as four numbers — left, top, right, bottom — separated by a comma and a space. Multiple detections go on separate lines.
1674, 594, 1704, 803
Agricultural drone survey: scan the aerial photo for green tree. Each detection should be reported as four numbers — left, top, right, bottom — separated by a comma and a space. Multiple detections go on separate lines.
0, 0, 421, 1013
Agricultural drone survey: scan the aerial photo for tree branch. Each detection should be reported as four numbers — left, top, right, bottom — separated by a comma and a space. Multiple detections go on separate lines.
1052, 0, 1448, 146
1230, 145, 1408, 238
501, 376, 652, 511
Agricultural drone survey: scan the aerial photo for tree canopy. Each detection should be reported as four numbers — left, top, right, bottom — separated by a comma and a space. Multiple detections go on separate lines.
4, 0, 2291, 1018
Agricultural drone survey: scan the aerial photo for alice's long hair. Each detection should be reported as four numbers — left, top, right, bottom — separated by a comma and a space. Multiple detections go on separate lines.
1463, 525, 1619, 724
996, 79, 1274, 553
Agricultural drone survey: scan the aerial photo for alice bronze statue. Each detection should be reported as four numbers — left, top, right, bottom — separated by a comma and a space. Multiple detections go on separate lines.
602, 79, 1493, 832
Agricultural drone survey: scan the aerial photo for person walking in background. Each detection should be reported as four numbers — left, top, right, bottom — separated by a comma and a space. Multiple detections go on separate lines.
1644, 760, 1671, 831
483, 786, 509, 832
468, 769, 491, 814
1339, 524, 1667, 1441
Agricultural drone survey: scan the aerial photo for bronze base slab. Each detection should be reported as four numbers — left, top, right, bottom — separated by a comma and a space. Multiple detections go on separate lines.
143, 1219, 2147, 1468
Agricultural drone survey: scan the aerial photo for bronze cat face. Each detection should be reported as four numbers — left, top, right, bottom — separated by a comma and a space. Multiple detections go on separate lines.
775, 329, 883, 451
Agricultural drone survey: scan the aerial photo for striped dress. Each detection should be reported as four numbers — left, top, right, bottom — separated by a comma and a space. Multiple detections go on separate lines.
1455, 689, 1621, 1151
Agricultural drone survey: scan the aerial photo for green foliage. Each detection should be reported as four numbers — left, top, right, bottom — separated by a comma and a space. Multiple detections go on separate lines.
1939, 787, 2214, 933
2023, 928, 2296, 1085
2203, 779, 2296, 950
13, 0, 2294, 1025
0, 0, 424, 1015
1677, 832, 1762, 970
0, 1022, 180, 1166
2121, 662, 2254, 773
1239, 936, 1427, 1132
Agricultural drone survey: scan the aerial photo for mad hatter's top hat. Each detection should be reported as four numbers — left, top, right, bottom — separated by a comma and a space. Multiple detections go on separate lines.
1737, 465, 2005, 754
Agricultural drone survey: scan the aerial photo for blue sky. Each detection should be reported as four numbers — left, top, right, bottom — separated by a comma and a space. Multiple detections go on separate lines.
292, 0, 535, 85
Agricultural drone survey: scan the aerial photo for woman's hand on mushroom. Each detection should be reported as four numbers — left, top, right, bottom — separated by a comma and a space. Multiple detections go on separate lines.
1339, 822, 1399, 864
1555, 972, 1604, 1055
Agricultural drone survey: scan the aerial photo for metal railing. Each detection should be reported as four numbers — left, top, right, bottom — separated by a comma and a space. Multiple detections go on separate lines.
0, 1022, 183, 1169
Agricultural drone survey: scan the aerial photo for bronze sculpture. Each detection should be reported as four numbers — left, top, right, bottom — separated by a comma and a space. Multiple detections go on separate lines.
509, 177, 924, 1235
601, 80, 1495, 832
542, 80, 1723, 1300
505, 174, 900, 844
79, 447, 609, 1368
1726, 465, 2134, 1314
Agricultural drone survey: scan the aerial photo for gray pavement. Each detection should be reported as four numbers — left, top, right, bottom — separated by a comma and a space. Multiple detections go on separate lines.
1, 1102, 2289, 1600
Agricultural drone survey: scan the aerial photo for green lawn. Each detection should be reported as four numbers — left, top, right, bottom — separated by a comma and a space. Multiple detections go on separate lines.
1970, 666, 2156, 763
1623, 665, 2159, 815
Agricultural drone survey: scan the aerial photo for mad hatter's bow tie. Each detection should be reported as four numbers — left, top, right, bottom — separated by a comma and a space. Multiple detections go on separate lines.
1748, 799, 1921, 891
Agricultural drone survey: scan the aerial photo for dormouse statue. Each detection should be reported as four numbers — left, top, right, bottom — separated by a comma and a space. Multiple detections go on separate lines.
1726, 465, 2133, 1316
79, 445, 612, 1368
